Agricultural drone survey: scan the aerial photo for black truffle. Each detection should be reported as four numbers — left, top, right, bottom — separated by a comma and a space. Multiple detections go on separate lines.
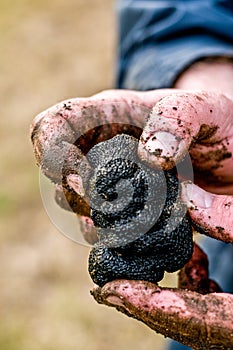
86, 134, 193, 287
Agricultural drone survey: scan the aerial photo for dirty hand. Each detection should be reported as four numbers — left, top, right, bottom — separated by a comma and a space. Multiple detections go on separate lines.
31, 88, 233, 350
88, 89, 232, 350
31, 88, 233, 243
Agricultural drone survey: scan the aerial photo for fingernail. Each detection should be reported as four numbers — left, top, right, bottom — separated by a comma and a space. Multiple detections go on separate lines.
181, 182, 215, 209
141, 131, 179, 158
106, 295, 125, 307
66, 174, 85, 197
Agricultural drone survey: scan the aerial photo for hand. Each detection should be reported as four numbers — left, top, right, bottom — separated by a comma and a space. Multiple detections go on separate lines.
31, 88, 233, 244
31, 87, 233, 349
137, 90, 233, 243
91, 241, 233, 350
91, 278, 233, 350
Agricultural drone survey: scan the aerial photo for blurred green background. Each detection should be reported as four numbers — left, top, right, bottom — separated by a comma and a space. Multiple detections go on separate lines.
0, 1, 173, 349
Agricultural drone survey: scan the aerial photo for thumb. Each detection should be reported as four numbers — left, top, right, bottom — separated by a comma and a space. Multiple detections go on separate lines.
138, 92, 233, 178
181, 182, 233, 243
91, 280, 233, 350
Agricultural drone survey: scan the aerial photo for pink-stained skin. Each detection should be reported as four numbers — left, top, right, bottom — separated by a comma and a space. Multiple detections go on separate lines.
138, 91, 233, 181
91, 243, 230, 349
31, 89, 233, 243
31, 87, 233, 348
79, 216, 97, 245
178, 243, 222, 294
91, 280, 233, 350
31, 88, 179, 184
182, 182, 233, 243
31, 88, 180, 233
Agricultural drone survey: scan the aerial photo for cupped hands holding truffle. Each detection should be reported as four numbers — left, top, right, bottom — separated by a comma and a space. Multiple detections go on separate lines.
31, 85, 233, 349
31, 88, 233, 243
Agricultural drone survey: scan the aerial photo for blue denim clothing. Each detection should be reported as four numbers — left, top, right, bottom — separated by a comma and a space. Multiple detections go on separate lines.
116, 0, 233, 90
116, 1, 233, 349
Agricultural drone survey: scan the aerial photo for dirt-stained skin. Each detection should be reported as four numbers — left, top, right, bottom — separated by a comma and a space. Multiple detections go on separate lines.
30, 89, 233, 284
91, 279, 233, 350
30, 89, 233, 349
178, 243, 222, 294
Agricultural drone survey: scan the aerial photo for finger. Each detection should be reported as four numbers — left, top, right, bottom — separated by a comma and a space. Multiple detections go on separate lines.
31, 89, 182, 246
31, 89, 181, 185
138, 92, 233, 183
33, 90, 186, 247
55, 183, 98, 244
181, 182, 233, 243
79, 216, 98, 245
91, 280, 233, 350
54, 184, 90, 216
178, 243, 222, 294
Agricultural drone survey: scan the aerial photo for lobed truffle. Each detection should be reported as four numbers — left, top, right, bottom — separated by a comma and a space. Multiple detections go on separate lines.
87, 134, 193, 287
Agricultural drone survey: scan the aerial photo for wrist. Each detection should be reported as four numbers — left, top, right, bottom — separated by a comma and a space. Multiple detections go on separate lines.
174, 57, 233, 98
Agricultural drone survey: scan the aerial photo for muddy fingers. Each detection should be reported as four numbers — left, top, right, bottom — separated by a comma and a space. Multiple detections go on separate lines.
138, 92, 233, 184
31, 89, 233, 349
91, 280, 233, 350
31, 89, 180, 244
178, 243, 222, 294
181, 182, 233, 243
31, 89, 181, 232
30, 89, 183, 184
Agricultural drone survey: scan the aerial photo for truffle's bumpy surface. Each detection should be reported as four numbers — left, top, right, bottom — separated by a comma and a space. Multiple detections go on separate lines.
87, 134, 193, 287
